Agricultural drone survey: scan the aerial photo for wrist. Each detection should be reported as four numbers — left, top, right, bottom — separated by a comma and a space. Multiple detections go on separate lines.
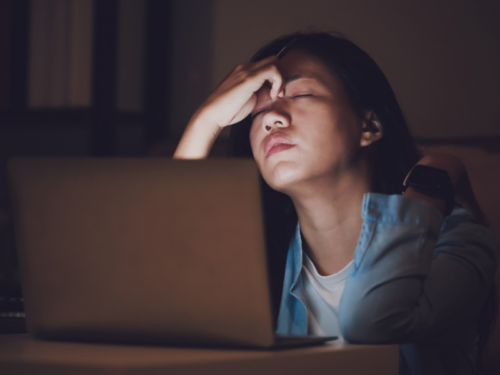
173, 111, 222, 160
403, 164, 455, 216
403, 187, 448, 215
189, 107, 224, 134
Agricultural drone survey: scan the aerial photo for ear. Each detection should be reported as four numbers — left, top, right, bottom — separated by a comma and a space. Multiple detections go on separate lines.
360, 111, 383, 147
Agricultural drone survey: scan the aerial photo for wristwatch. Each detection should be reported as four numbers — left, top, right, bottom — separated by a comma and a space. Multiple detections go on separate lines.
403, 164, 456, 216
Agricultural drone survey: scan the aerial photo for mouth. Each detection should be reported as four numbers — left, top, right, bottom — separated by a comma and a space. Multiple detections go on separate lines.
263, 134, 295, 157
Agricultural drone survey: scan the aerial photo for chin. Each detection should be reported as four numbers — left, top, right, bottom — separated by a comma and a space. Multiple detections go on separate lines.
262, 160, 304, 193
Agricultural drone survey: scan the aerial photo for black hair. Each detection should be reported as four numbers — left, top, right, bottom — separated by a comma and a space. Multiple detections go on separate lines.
230, 32, 422, 190
227, 32, 496, 359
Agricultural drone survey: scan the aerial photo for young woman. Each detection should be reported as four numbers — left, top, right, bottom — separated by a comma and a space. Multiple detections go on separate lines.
174, 32, 498, 374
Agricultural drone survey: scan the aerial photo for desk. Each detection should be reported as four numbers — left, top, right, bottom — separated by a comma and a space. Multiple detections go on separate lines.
0, 334, 398, 374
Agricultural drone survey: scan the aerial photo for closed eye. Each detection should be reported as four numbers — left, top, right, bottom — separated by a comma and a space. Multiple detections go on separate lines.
252, 95, 312, 119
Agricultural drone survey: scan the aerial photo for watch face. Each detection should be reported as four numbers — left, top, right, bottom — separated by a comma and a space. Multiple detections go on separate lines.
405, 164, 455, 216
407, 165, 449, 189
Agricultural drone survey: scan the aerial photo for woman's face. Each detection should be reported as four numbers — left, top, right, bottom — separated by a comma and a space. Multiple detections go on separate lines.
249, 48, 369, 195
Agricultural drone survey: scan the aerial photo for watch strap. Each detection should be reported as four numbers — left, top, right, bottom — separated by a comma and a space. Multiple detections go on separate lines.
403, 165, 455, 216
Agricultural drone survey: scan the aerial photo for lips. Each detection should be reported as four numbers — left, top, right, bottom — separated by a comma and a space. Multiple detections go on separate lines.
263, 134, 295, 157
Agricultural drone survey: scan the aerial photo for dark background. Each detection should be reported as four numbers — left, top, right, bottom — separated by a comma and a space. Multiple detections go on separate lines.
1, 0, 499, 297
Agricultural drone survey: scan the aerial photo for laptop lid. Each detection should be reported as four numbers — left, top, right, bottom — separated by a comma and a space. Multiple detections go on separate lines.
9, 158, 276, 347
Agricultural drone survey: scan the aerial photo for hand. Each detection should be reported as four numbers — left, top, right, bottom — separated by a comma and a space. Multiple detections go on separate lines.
404, 153, 490, 227
198, 56, 284, 129
174, 56, 284, 159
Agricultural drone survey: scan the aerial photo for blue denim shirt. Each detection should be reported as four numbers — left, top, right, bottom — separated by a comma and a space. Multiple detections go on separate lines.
276, 193, 499, 375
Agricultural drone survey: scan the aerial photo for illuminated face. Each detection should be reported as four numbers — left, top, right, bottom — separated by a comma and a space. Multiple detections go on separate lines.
249, 49, 368, 195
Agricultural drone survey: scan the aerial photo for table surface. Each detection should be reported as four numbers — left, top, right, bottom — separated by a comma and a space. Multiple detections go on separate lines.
0, 334, 399, 375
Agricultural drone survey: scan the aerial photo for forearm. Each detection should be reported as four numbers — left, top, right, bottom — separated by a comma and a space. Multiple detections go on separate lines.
338, 193, 498, 344
339, 193, 443, 343
173, 110, 222, 160
403, 187, 447, 215
402, 154, 453, 216
174, 56, 284, 160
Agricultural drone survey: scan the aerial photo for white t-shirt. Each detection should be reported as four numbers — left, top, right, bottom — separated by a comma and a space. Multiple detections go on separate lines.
301, 251, 353, 341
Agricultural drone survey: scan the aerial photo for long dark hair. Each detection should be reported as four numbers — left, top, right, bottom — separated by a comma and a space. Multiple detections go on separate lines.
228, 32, 422, 322
228, 32, 496, 357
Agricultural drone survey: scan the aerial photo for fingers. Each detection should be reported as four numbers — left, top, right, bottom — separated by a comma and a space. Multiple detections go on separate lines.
241, 56, 283, 98
255, 56, 283, 98
197, 56, 285, 129
270, 75, 282, 99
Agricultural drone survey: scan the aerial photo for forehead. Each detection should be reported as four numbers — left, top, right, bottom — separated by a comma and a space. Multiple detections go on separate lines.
279, 48, 338, 86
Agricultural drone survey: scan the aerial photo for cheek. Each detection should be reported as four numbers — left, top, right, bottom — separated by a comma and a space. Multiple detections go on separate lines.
299, 106, 342, 152
298, 106, 359, 171
249, 122, 262, 158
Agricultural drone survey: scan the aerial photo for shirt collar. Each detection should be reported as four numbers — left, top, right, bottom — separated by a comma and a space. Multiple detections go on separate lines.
289, 222, 304, 289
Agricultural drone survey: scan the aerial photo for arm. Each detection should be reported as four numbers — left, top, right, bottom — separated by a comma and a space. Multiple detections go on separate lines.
338, 154, 499, 343
338, 193, 499, 344
173, 56, 284, 159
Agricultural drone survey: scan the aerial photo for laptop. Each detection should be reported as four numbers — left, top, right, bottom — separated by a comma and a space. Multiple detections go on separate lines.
8, 158, 336, 348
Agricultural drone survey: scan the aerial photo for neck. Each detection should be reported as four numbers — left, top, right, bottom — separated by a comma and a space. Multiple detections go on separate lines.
288, 161, 372, 276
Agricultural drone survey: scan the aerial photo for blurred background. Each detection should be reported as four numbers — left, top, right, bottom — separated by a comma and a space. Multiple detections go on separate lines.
1, 0, 499, 305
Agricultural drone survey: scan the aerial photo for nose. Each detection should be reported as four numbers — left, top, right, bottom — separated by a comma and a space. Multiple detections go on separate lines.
262, 101, 290, 132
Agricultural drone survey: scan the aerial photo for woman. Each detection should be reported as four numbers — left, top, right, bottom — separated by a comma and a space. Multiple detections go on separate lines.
174, 32, 498, 374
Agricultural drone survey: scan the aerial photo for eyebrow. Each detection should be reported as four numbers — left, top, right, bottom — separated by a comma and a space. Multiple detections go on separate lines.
284, 74, 303, 84
283, 74, 327, 91
262, 75, 307, 88
258, 75, 306, 96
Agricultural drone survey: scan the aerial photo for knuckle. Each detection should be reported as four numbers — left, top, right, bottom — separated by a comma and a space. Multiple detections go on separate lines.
232, 64, 249, 75
246, 70, 258, 78
233, 64, 253, 77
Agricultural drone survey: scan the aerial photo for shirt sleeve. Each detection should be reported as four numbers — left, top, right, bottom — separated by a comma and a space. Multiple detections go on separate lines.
338, 193, 499, 344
